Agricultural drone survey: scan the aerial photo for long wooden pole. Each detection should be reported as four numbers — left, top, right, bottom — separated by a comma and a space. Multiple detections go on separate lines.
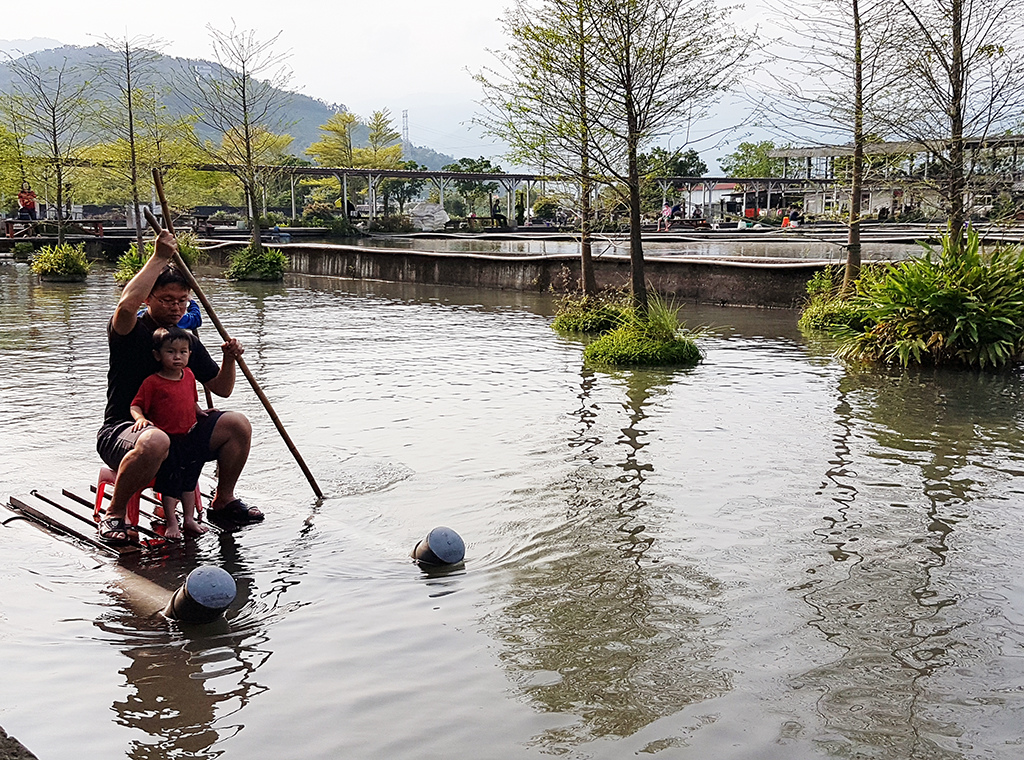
145, 169, 324, 499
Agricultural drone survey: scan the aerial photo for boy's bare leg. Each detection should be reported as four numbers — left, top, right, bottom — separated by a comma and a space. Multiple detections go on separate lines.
181, 490, 208, 535
161, 494, 182, 540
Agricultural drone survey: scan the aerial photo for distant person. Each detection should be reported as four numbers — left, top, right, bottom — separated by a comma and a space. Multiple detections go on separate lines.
129, 326, 209, 539
492, 200, 507, 227
17, 182, 37, 220
658, 203, 672, 231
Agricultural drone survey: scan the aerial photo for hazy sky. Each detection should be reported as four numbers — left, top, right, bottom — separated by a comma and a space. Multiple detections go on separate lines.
8, 0, 772, 169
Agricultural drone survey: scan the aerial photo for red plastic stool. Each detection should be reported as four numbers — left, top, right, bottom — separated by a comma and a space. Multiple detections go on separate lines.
95, 466, 148, 526
95, 467, 205, 525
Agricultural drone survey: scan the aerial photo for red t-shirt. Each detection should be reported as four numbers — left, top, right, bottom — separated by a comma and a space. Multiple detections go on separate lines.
18, 190, 36, 210
130, 368, 199, 435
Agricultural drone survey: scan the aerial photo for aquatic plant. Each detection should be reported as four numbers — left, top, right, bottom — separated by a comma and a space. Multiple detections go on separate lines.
30, 242, 90, 278
225, 245, 289, 281
114, 233, 203, 283
835, 230, 1024, 369
583, 294, 703, 367
552, 293, 630, 334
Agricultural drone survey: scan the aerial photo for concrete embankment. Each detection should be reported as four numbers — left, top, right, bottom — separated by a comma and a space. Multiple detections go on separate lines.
208, 243, 825, 309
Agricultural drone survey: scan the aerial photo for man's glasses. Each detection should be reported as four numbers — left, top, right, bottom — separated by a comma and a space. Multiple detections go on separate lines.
154, 296, 190, 307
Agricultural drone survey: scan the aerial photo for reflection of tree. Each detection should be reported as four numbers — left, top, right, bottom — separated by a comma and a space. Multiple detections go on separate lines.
793, 367, 1024, 758
493, 367, 728, 752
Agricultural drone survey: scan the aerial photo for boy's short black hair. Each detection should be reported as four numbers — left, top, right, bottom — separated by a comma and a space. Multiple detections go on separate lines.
152, 326, 192, 351
152, 265, 190, 292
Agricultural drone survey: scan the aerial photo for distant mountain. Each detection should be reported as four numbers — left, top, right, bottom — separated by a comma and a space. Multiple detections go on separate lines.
0, 44, 455, 169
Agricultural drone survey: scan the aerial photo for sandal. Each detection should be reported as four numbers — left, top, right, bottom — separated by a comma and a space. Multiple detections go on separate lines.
98, 517, 131, 545
208, 498, 264, 524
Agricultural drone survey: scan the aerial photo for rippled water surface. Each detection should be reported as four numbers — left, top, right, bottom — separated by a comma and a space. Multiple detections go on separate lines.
2, 262, 1024, 759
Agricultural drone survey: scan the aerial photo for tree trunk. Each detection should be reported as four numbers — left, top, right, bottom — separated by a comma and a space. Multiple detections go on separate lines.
626, 127, 647, 313
843, 0, 864, 294
947, 0, 966, 255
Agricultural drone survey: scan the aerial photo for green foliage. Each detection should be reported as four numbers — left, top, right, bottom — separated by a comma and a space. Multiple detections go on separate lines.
583, 295, 703, 367
113, 233, 204, 283
719, 140, 784, 178
834, 230, 1024, 369
259, 212, 288, 227
30, 243, 90, 277
12, 242, 33, 260
372, 214, 416, 233
552, 294, 630, 334
302, 201, 337, 223
113, 244, 148, 284
225, 245, 289, 281
532, 197, 559, 221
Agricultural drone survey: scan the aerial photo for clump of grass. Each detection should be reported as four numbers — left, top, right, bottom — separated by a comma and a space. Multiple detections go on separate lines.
114, 233, 205, 284
835, 229, 1024, 370
30, 242, 90, 277
552, 293, 630, 334
225, 245, 289, 281
583, 294, 703, 367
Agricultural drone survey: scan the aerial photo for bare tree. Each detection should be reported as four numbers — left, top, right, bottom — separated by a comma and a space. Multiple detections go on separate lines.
761, 0, 901, 291
886, 0, 1024, 253
585, 0, 750, 310
93, 35, 166, 249
4, 52, 94, 244
477, 0, 612, 296
180, 24, 295, 251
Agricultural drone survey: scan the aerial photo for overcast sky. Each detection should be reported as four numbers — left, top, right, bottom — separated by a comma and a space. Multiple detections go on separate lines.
7, 0, 773, 170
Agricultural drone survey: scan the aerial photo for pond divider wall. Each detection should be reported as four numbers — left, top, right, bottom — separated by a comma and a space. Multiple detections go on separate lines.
209, 243, 829, 309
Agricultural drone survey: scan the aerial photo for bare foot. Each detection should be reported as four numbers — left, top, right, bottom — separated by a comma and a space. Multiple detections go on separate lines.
164, 522, 183, 540
182, 518, 209, 535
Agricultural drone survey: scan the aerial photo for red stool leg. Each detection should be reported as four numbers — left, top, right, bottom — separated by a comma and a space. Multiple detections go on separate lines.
95, 467, 117, 521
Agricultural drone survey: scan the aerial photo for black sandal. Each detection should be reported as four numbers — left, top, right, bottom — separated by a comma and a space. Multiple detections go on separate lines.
208, 498, 264, 524
98, 517, 131, 545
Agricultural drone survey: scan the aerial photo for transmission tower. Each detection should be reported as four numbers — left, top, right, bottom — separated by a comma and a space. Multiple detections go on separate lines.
402, 110, 409, 144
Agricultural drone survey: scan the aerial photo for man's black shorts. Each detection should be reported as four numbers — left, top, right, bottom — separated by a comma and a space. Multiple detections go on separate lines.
96, 411, 224, 495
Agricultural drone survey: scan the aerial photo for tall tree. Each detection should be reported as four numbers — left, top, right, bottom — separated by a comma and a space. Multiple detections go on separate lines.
762, 0, 899, 291
477, 0, 610, 295
353, 109, 402, 169
719, 141, 784, 178
442, 156, 503, 215
3, 52, 93, 244
585, 0, 749, 311
93, 35, 166, 249
886, 0, 1024, 254
181, 24, 294, 251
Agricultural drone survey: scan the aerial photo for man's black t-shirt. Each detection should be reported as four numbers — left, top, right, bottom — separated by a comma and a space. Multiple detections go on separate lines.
102, 313, 219, 427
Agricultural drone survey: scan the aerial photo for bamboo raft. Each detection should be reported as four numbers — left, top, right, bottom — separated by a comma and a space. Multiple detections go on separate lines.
4, 479, 221, 558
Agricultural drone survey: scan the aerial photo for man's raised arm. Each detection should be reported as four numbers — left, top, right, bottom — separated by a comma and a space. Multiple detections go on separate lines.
111, 230, 179, 335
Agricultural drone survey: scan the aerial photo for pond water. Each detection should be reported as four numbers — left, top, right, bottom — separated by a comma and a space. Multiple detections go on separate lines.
348, 234, 921, 262
2, 262, 1024, 759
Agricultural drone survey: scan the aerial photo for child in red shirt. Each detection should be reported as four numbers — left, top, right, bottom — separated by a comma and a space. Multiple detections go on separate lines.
130, 326, 209, 538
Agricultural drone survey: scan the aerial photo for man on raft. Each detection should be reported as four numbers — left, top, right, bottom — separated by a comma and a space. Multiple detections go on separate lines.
95, 228, 264, 543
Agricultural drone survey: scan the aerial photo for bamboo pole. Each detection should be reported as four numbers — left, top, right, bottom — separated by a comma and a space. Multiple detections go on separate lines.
144, 169, 323, 499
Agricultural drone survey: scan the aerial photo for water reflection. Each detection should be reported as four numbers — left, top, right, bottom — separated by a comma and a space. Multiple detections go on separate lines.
793, 366, 1024, 758
493, 366, 728, 752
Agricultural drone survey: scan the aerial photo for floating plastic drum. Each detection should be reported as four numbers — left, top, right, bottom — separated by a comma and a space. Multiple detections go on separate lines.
163, 565, 237, 623
411, 526, 466, 566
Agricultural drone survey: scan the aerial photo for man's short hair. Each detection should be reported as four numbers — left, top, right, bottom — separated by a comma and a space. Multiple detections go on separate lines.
152, 265, 190, 292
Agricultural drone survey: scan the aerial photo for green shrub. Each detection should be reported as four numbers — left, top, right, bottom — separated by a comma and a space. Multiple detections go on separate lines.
225, 245, 289, 281
259, 212, 287, 227
12, 241, 33, 261
113, 233, 204, 284
302, 202, 337, 223
372, 214, 415, 233
209, 210, 241, 224
552, 294, 630, 334
532, 197, 559, 221
835, 229, 1024, 369
583, 294, 704, 367
29, 243, 90, 277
